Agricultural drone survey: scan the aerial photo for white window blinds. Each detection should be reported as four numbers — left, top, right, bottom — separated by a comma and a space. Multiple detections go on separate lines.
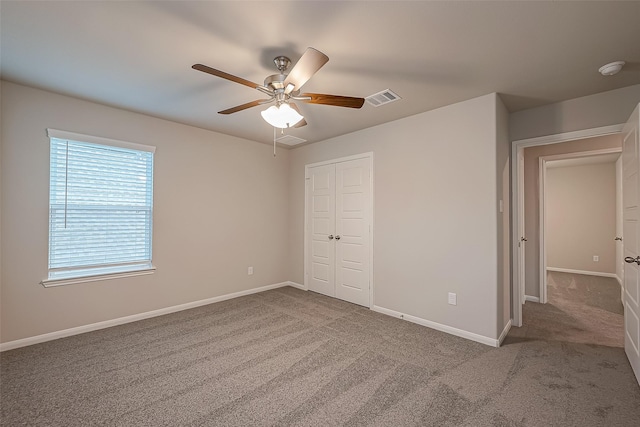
47, 130, 155, 281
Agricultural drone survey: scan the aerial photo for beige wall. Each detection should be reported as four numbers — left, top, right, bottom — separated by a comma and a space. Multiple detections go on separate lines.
523, 135, 621, 297
289, 93, 502, 341
0, 81, 290, 343
510, 84, 640, 141
546, 162, 616, 274
496, 96, 511, 333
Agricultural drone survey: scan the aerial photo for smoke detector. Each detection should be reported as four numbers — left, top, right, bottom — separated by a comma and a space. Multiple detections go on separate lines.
599, 61, 625, 76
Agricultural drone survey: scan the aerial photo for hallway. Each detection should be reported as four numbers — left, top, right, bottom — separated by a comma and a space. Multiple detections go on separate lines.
514, 271, 624, 347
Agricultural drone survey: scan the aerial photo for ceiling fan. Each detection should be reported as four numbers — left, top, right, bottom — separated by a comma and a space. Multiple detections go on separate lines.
192, 47, 365, 128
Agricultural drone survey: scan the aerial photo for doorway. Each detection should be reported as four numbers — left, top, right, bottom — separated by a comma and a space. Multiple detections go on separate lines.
511, 125, 624, 326
540, 150, 621, 303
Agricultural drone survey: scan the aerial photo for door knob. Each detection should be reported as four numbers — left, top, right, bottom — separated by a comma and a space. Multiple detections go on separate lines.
521, 237, 527, 242
624, 256, 640, 265
335, 235, 341, 240
615, 237, 623, 241
328, 235, 334, 240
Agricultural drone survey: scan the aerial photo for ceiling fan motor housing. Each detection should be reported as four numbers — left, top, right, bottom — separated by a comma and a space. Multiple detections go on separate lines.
273, 56, 291, 73
264, 73, 286, 90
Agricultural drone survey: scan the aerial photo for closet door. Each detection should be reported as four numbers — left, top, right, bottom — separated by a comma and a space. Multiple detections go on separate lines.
307, 164, 336, 297
335, 158, 371, 307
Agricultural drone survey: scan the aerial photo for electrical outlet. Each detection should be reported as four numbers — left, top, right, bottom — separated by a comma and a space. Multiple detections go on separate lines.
248, 266, 254, 275
593, 255, 599, 262
448, 292, 457, 306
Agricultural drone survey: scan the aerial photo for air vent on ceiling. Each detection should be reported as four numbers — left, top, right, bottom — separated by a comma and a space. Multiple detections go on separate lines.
365, 89, 401, 107
275, 134, 307, 146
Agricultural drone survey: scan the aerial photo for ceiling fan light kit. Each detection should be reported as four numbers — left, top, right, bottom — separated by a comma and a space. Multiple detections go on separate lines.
261, 103, 304, 128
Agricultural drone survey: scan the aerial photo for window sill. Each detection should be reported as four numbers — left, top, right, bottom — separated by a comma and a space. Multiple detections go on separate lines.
40, 266, 156, 288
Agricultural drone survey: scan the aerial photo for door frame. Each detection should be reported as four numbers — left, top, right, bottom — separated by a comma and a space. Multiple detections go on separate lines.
538, 148, 622, 304
511, 124, 623, 327
303, 152, 375, 308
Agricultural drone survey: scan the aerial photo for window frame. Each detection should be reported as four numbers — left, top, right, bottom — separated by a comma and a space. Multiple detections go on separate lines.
41, 129, 156, 287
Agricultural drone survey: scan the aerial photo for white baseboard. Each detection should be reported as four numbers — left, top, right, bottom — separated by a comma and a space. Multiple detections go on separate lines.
0, 281, 297, 352
616, 275, 623, 287
547, 267, 617, 278
371, 305, 501, 347
525, 295, 540, 303
287, 281, 306, 290
498, 319, 512, 346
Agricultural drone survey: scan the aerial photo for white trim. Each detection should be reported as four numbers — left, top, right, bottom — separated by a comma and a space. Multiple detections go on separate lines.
371, 305, 501, 347
539, 156, 548, 303
287, 281, 306, 290
546, 267, 618, 278
512, 124, 624, 148
41, 266, 156, 287
511, 124, 624, 327
304, 152, 374, 169
525, 295, 541, 303
617, 275, 623, 287
303, 152, 374, 308
0, 281, 296, 352
498, 320, 512, 346
512, 147, 525, 325
47, 128, 156, 153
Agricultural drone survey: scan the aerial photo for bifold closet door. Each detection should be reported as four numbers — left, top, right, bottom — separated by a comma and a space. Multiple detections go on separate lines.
307, 157, 371, 307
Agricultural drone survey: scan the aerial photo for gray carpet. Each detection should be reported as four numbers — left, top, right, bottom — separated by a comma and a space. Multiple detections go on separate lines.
2, 284, 640, 426
512, 271, 625, 347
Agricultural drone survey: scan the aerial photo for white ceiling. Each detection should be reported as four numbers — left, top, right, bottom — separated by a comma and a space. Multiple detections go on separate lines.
2, 1, 639, 146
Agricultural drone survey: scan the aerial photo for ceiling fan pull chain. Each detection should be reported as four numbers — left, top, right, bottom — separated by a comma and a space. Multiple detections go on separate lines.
273, 126, 276, 157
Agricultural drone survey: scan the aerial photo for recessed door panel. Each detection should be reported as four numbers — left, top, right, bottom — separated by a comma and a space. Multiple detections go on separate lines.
313, 194, 330, 212
341, 167, 363, 187
312, 241, 330, 259
341, 242, 364, 265
313, 218, 330, 235
340, 266, 364, 290
625, 173, 638, 208
342, 193, 363, 213
342, 218, 364, 239
626, 302, 640, 354
625, 261, 639, 306
312, 262, 330, 282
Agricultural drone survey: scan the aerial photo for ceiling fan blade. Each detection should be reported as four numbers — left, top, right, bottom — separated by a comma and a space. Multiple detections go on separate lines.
218, 99, 269, 115
299, 93, 365, 109
192, 64, 262, 89
289, 103, 307, 127
283, 48, 329, 94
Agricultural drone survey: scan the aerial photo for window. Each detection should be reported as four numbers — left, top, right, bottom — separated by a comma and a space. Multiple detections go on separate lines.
43, 129, 155, 286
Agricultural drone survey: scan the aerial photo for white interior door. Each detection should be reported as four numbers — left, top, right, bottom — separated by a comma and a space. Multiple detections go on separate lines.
305, 155, 372, 307
335, 158, 371, 307
622, 103, 640, 385
308, 164, 336, 297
